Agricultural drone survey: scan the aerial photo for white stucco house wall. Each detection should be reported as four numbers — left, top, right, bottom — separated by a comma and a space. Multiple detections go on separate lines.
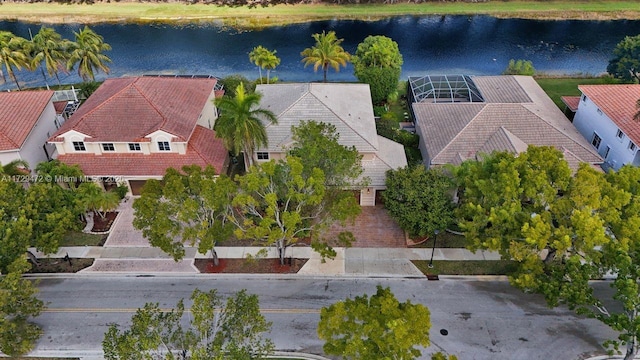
254, 83, 408, 206
569, 84, 640, 170
0, 90, 62, 171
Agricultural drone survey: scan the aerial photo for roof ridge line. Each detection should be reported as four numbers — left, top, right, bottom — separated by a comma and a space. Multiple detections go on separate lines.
310, 86, 378, 151
433, 104, 487, 161
130, 79, 176, 140
519, 104, 601, 159
73, 79, 138, 133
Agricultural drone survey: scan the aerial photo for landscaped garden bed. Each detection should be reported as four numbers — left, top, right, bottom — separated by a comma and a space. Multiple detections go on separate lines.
90, 211, 118, 232
195, 258, 307, 274
27, 258, 94, 273
60, 230, 107, 247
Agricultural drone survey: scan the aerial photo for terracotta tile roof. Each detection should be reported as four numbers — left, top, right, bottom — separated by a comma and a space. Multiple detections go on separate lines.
561, 96, 581, 112
57, 126, 227, 176
51, 77, 219, 142
578, 84, 640, 145
0, 90, 54, 151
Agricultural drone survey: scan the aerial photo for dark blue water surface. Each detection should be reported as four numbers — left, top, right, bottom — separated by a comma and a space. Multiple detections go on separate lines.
2, 16, 640, 90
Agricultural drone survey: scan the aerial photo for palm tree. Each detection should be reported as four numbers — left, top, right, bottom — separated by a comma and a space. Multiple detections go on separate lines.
76, 182, 120, 219
67, 26, 112, 82
0, 31, 31, 90
0, 159, 30, 176
300, 31, 351, 82
249, 46, 280, 84
30, 27, 71, 86
214, 83, 278, 169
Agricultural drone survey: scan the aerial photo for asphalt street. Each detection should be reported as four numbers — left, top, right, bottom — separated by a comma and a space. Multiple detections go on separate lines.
33, 276, 620, 360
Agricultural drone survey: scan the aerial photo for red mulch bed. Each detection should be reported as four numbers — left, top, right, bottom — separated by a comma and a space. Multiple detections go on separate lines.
194, 258, 308, 274
91, 211, 118, 232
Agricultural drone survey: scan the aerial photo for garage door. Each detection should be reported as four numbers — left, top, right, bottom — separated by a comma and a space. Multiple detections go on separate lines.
129, 180, 148, 196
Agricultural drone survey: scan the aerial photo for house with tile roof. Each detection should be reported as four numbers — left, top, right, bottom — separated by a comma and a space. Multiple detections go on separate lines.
409, 75, 603, 170
48, 76, 228, 195
566, 84, 640, 170
254, 83, 408, 206
0, 90, 64, 170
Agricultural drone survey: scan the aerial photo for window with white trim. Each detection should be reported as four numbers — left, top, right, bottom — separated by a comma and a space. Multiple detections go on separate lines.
257, 152, 269, 160
629, 142, 637, 152
128, 143, 141, 151
597, 108, 603, 115
591, 133, 602, 150
616, 129, 624, 140
73, 141, 86, 151
158, 141, 171, 151
581, 94, 586, 102
102, 143, 115, 151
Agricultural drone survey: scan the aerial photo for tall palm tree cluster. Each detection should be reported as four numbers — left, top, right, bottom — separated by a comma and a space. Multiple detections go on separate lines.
0, 25, 111, 90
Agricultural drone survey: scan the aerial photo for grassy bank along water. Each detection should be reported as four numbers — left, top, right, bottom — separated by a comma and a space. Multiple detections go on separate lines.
1, 1, 640, 28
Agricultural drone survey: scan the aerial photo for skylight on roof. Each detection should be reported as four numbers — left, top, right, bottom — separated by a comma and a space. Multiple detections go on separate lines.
408, 75, 484, 103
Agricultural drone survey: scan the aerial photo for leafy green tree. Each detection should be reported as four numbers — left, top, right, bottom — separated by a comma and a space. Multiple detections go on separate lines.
133, 166, 236, 263
24, 182, 82, 254
352, 35, 403, 104
103, 289, 273, 360
0, 257, 45, 356
219, 74, 255, 97
249, 45, 280, 84
30, 26, 70, 85
0, 180, 32, 274
382, 166, 454, 239
232, 156, 355, 264
35, 159, 84, 188
76, 182, 120, 219
67, 26, 112, 82
608, 34, 640, 83
214, 83, 277, 168
301, 31, 351, 82
503, 59, 535, 76
0, 31, 31, 90
318, 285, 431, 360
454, 146, 640, 359
290, 120, 364, 188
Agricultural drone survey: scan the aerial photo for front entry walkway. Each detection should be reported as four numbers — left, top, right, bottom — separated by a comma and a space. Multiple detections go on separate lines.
325, 206, 406, 248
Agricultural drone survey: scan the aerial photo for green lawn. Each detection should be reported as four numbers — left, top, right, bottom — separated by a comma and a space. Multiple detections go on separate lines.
60, 230, 106, 247
410, 231, 467, 249
535, 76, 621, 110
1, 1, 640, 27
412, 260, 517, 276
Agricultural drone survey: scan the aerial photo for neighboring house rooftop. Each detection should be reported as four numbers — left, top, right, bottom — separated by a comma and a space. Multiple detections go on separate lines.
0, 90, 54, 152
578, 84, 640, 146
51, 76, 219, 142
57, 125, 227, 176
411, 75, 602, 168
256, 83, 379, 153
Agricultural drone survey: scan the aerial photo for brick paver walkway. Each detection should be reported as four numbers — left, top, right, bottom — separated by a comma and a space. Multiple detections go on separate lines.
104, 198, 151, 247
326, 206, 406, 248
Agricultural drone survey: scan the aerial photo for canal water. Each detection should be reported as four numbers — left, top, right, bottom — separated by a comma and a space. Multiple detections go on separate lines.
2, 15, 640, 90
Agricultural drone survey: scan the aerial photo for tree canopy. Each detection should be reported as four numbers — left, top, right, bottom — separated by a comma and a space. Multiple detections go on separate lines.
0, 257, 45, 356
454, 146, 640, 359
503, 59, 535, 76
318, 285, 431, 360
249, 45, 280, 84
103, 288, 273, 360
607, 34, 640, 83
301, 31, 351, 82
66, 26, 112, 82
133, 165, 236, 262
382, 166, 454, 239
0, 30, 30, 90
352, 35, 403, 104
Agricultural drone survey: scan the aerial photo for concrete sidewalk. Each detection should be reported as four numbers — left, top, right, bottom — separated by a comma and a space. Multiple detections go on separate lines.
28, 245, 501, 277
